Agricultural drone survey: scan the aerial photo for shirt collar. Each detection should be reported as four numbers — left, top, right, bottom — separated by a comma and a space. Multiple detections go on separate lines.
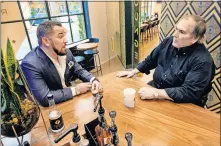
176, 42, 198, 55
40, 47, 66, 64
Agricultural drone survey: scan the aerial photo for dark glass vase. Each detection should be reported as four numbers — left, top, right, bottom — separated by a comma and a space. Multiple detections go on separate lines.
1, 63, 40, 137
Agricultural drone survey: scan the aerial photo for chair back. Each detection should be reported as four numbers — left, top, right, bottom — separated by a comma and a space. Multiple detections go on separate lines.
90, 38, 99, 43
202, 62, 216, 107
141, 25, 148, 32
156, 20, 160, 25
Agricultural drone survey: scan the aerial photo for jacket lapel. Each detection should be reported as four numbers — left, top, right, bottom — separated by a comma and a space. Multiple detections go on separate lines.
36, 47, 63, 88
64, 49, 74, 87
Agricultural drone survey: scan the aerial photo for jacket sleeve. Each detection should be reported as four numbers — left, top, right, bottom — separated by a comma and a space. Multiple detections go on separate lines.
67, 49, 95, 82
72, 60, 94, 82
21, 61, 73, 107
165, 61, 213, 106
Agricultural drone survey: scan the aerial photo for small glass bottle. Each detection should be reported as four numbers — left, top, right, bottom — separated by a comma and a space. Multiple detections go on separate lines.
47, 94, 64, 133
95, 119, 111, 146
94, 94, 111, 146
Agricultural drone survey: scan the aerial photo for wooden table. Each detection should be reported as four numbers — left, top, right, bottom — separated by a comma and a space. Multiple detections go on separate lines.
31, 72, 220, 146
77, 43, 98, 51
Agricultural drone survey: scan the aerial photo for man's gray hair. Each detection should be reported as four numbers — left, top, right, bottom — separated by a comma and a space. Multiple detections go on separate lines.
182, 15, 207, 44
37, 20, 62, 46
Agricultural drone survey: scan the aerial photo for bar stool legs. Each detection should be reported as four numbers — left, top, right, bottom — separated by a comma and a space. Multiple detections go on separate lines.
97, 54, 103, 76
94, 54, 99, 76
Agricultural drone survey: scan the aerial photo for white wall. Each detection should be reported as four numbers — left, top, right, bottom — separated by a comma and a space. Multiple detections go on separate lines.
106, 2, 120, 59
154, 2, 162, 19
88, 2, 109, 64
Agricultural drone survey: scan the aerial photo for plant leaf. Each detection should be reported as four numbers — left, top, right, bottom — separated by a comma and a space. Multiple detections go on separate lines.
1, 79, 11, 114
1, 48, 11, 87
10, 88, 22, 116
5, 38, 18, 90
1, 47, 7, 75
1, 85, 7, 113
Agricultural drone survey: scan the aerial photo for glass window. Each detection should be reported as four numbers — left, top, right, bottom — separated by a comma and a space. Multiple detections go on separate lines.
1, 2, 22, 22
1, 1, 89, 60
25, 19, 48, 48
141, 7, 145, 21
141, 2, 145, 7
70, 15, 86, 42
48, 2, 67, 16
68, 2, 83, 14
140, 2, 149, 22
1, 22, 31, 61
51, 17, 72, 43
20, 2, 48, 19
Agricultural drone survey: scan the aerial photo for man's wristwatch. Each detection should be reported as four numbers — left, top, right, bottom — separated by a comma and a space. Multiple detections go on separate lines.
153, 92, 159, 99
91, 78, 99, 83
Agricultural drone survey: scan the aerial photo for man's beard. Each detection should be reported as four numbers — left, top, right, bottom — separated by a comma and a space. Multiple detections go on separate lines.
52, 47, 66, 56
51, 41, 66, 56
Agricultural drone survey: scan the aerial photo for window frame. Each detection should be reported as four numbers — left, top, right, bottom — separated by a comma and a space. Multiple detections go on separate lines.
140, 1, 152, 22
1, 1, 91, 52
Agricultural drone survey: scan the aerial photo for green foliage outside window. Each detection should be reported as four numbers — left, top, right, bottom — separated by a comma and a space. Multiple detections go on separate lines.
77, 15, 85, 40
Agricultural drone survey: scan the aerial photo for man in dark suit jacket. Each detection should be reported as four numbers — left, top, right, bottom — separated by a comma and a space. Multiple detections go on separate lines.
21, 20, 101, 107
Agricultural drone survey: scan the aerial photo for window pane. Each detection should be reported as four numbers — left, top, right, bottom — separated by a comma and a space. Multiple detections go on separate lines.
51, 17, 72, 43
1, 2, 22, 22
144, 7, 148, 18
25, 19, 48, 49
20, 2, 48, 19
141, 7, 145, 21
48, 2, 67, 16
1, 23, 31, 60
68, 2, 83, 15
145, 2, 148, 7
70, 15, 86, 42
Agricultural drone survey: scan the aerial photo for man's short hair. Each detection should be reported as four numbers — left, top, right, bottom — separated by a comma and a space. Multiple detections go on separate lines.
37, 20, 62, 46
182, 15, 206, 44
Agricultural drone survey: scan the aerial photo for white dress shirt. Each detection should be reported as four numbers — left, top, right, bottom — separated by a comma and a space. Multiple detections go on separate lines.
42, 49, 95, 96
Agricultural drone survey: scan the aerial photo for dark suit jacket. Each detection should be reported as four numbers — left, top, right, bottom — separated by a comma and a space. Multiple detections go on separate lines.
21, 46, 94, 107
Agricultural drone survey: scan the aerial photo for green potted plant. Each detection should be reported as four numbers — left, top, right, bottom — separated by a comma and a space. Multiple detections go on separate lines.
1, 38, 40, 137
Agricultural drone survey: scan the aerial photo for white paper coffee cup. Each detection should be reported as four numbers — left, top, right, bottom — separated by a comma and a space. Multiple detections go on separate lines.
124, 98, 135, 108
123, 88, 136, 108
123, 88, 136, 100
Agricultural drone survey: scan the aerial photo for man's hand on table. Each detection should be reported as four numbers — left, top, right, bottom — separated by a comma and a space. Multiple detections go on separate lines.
91, 80, 103, 94
138, 87, 157, 100
76, 82, 92, 94
116, 69, 139, 78
138, 86, 174, 101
